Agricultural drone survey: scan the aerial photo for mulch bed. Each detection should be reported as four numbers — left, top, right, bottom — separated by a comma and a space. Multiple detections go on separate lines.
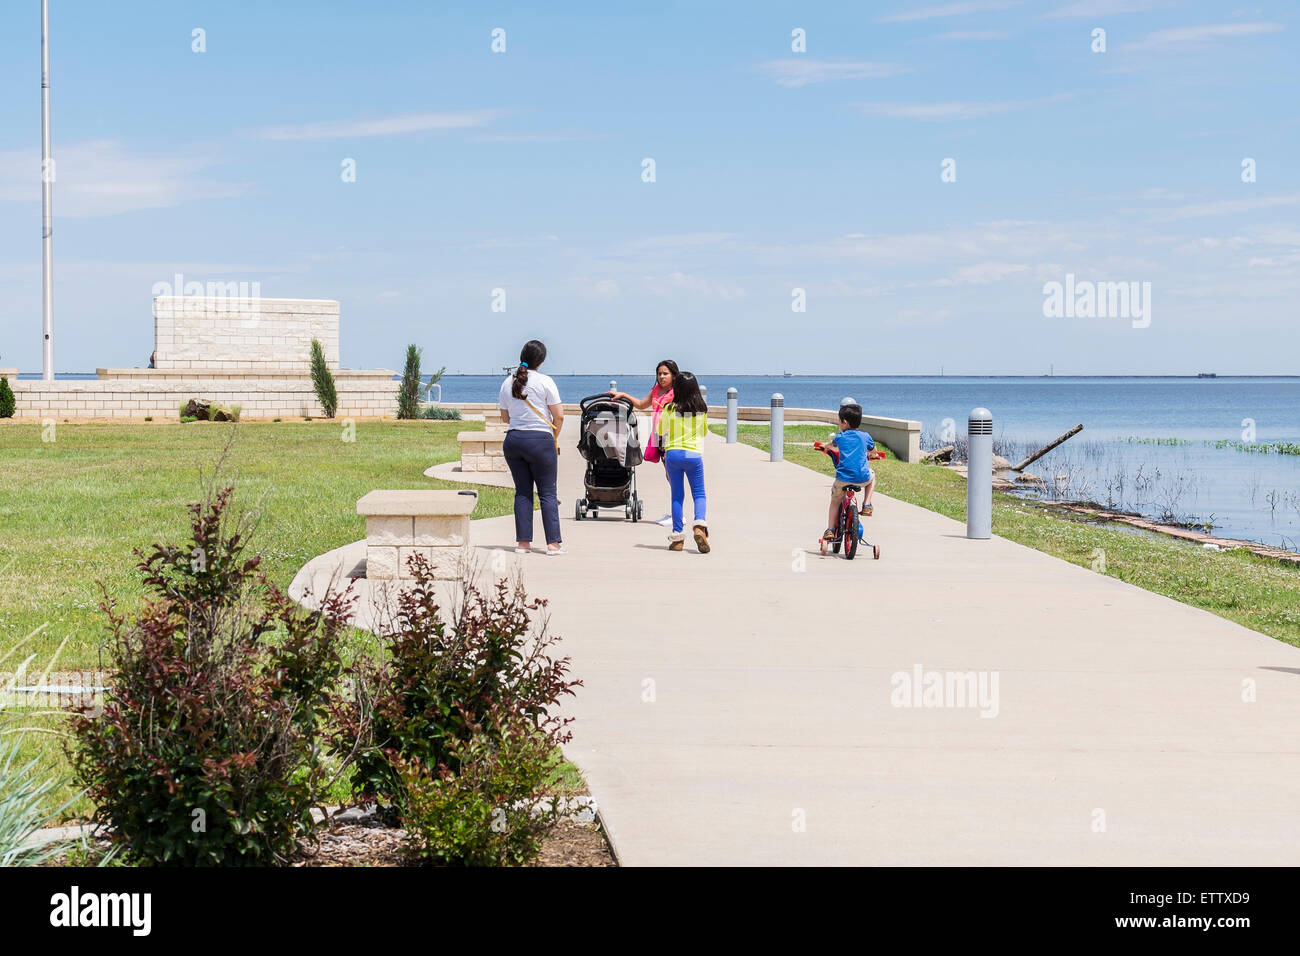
39, 815, 616, 868
291, 817, 615, 867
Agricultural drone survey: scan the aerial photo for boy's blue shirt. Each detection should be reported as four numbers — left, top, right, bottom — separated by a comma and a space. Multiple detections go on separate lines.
830, 429, 875, 483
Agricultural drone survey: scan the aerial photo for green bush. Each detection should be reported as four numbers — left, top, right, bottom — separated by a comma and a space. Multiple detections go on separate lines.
180, 415, 197, 424
310, 338, 337, 419
0, 377, 14, 418
421, 406, 462, 420
397, 707, 565, 866
67, 486, 355, 866
332, 560, 579, 864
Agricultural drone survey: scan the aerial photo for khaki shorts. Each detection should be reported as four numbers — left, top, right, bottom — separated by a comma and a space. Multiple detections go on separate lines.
830, 479, 857, 506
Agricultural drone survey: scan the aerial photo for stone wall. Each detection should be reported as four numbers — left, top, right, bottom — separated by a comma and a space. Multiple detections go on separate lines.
8, 369, 398, 420
153, 297, 340, 371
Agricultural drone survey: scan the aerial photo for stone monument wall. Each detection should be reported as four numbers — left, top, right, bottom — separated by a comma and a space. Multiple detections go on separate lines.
153, 297, 340, 371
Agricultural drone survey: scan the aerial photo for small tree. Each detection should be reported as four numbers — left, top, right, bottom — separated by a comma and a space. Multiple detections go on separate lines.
0, 377, 14, 419
310, 338, 338, 419
396, 344, 423, 420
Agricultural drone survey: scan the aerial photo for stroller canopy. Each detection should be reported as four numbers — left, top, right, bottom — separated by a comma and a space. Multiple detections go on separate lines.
580, 397, 643, 469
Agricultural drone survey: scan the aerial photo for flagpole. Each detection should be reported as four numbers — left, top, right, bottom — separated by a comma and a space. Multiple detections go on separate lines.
41, 0, 54, 380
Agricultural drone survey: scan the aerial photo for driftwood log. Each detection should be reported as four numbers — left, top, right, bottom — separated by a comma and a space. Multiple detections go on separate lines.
1012, 424, 1083, 472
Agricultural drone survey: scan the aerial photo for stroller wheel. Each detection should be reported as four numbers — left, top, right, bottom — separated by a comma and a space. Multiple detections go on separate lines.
574, 499, 584, 521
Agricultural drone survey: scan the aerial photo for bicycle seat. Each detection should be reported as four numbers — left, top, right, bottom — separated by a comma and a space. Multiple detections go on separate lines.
843, 484, 863, 492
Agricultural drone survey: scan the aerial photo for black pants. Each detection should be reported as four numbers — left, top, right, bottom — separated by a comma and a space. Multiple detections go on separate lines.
503, 429, 561, 544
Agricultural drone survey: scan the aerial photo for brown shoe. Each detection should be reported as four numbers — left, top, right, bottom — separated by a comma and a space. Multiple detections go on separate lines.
693, 523, 710, 553
668, 532, 685, 551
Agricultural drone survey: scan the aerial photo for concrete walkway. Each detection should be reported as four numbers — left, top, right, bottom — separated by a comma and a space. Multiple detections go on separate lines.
293, 420, 1300, 865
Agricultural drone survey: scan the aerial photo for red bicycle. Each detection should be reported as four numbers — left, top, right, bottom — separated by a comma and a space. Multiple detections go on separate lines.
814, 441, 880, 561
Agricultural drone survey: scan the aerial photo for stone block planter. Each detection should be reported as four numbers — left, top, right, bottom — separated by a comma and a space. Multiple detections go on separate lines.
356, 489, 477, 581
458, 430, 507, 472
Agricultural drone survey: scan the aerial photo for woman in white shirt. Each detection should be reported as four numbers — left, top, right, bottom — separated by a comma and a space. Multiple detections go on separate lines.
498, 340, 566, 555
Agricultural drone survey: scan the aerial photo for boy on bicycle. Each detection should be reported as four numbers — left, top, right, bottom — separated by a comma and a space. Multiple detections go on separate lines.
813, 403, 876, 542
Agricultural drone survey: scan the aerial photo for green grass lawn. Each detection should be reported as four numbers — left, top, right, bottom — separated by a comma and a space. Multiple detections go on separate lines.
715, 423, 1300, 648
0, 419, 513, 668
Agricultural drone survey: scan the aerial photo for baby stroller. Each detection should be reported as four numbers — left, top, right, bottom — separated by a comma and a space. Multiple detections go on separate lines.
574, 393, 644, 521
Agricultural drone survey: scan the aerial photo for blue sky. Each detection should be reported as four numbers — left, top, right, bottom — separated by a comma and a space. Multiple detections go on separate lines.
1, 0, 1297, 375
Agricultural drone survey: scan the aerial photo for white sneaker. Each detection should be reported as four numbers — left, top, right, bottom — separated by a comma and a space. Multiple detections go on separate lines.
655, 514, 672, 526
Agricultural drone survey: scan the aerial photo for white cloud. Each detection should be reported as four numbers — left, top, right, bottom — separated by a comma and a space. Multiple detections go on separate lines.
851, 92, 1073, 121
571, 278, 621, 300
934, 262, 1029, 286
1120, 22, 1284, 54
1160, 194, 1300, 221
461, 235, 561, 250
252, 110, 503, 141
642, 272, 747, 301
0, 140, 248, 218
1045, 0, 1166, 18
1247, 251, 1300, 269
474, 130, 604, 142
885, 308, 954, 327
930, 30, 1009, 39
823, 279, 889, 297
624, 233, 738, 252
758, 59, 910, 87
878, 1, 1021, 22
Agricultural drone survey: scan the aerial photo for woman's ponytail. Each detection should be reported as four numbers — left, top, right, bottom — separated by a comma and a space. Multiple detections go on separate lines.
511, 339, 547, 399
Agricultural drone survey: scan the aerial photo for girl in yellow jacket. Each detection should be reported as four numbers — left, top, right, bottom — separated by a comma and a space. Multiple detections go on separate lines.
656, 371, 710, 553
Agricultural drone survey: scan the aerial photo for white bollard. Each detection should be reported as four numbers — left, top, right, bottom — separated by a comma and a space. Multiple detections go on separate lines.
967, 407, 992, 539
726, 387, 738, 443
770, 393, 785, 462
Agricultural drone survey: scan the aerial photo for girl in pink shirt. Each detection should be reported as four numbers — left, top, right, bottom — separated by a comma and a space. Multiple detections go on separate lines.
609, 359, 677, 525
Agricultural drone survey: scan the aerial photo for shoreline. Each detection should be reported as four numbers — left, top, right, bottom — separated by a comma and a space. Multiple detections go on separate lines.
941, 461, 1300, 564
1041, 501, 1300, 565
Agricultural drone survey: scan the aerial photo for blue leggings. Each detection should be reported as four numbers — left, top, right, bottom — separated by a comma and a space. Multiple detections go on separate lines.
664, 450, 706, 533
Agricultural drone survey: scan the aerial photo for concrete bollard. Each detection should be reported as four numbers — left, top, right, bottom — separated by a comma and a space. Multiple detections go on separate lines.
726, 387, 738, 443
967, 407, 992, 539
770, 393, 785, 462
